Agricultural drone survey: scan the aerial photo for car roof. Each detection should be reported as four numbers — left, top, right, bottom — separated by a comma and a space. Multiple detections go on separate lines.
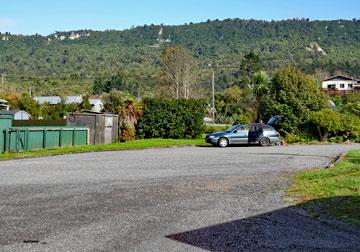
237, 123, 273, 128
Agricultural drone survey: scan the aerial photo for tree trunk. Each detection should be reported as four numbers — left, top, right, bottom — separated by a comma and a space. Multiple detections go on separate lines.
256, 96, 261, 121
319, 128, 329, 142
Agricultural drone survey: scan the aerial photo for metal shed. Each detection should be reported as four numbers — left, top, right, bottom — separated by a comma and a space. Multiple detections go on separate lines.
66, 112, 118, 145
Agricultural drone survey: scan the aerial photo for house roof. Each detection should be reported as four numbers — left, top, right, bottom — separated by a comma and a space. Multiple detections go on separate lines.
33, 96, 62, 104
33, 96, 83, 104
89, 95, 101, 99
322, 75, 357, 82
89, 98, 102, 105
0, 99, 8, 103
65, 96, 83, 104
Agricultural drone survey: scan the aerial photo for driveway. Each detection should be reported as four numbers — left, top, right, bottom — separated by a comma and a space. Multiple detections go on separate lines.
0, 144, 359, 251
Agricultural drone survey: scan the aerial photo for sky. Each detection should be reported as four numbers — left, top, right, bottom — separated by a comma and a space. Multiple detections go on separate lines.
1, 0, 360, 35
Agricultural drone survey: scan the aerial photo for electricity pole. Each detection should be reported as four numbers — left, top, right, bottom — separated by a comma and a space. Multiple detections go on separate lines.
208, 64, 216, 124
211, 69, 215, 124
1, 74, 4, 85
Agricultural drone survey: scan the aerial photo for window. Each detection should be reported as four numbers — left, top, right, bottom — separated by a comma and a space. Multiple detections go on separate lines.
239, 126, 250, 131
340, 83, 345, 88
327, 84, 336, 89
349, 84, 353, 89
262, 126, 273, 132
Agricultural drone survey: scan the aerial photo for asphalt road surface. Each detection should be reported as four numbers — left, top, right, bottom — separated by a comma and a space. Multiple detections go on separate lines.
0, 144, 360, 252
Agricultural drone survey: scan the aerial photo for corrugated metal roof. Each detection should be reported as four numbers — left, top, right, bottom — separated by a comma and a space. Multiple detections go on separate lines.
65, 96, 83, 104
33, 96, 62, 104
33, 96, 83, 104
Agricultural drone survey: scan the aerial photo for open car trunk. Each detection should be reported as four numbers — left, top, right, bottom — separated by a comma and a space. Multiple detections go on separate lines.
266, 115, 280, 127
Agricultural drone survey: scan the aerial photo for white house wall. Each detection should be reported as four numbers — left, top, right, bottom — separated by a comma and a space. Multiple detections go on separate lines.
322, 79, 358, 90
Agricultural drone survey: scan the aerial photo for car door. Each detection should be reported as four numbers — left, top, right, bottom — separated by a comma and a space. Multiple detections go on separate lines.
229, 125, 249, 144
248, 125, 262, 143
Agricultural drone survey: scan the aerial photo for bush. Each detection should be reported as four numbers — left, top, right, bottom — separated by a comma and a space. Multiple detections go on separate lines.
204, 125, 229, 133
137, 98, 206, 139
261, 65, 327, 134
338, 113, 360, 142
120, 123, 136, 142
309, 109, 342, 142
283, 133, 315, 144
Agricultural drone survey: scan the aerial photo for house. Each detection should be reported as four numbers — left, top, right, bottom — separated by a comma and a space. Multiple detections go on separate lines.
0, 110, 31, 120
0, 99, 9, 111
321, 75, 359, 94
89, 96, 104, 113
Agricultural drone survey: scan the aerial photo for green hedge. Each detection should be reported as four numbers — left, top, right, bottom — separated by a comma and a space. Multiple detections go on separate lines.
136, 98, 206, 139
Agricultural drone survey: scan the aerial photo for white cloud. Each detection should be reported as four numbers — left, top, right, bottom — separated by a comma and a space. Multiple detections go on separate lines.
0, 18, 17, 30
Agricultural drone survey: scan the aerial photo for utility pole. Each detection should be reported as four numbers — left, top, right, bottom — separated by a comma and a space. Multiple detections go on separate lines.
137, 83, 141, 100
1, 74, 4, 85
212, 69, 215, 124
208, 64, 216, 124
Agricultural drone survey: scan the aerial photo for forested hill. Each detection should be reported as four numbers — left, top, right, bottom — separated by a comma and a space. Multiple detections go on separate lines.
1, 18, 360, 95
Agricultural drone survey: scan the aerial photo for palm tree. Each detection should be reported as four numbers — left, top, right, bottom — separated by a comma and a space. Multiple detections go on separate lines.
103, 90, 143, 141
249, 71, 271, 121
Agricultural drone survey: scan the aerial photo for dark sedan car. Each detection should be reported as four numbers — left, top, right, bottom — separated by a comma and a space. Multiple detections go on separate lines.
205, 117, 280, 147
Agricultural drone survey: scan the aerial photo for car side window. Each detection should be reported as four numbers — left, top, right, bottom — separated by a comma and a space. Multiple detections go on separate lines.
249, 126, 257, 132
239, 126, 250, 131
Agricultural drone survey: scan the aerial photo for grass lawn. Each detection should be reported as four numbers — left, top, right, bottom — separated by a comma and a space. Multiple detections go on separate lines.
0, 138, 207, 160
288, 150, 360, 228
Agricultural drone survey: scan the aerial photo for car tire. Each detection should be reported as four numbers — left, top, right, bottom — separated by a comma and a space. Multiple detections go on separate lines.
218, 137, 229, 148
259, 137, 270, 147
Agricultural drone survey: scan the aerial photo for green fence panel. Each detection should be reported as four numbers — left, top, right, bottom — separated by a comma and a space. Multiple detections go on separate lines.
46, 130, 60, 149
1, 126, 88, 153
0, 115, 13, 152
75, 130, 87, 145
61, 130, 74, 147
28, 130, 45, 151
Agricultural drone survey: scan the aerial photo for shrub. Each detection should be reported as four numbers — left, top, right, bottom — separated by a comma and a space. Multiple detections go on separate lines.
309, 109, 342, 141
204, 125, 229, 133
338, 113, 360, 142
120, 123, 136, 142
261, 65, 327, 134
284, 133, 315, 144
136, 98, 206, 139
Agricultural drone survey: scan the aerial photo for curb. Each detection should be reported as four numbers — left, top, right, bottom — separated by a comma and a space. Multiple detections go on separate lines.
0, 144, 205, 162
326, 152, 347, 168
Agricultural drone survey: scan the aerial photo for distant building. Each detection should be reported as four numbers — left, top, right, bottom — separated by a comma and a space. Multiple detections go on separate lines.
0, 99, 9, 111
33, 95, 103, 113
89, 96, 104, 113
33, 96, 82, 105
0, 110, 31, 120
321, 75, 360, 95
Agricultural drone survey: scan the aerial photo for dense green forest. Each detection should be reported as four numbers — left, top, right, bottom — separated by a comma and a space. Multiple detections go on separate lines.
1, 18, 360, 96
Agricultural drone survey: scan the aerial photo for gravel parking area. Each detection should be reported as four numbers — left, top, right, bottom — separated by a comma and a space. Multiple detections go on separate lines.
0, 144, 359, 251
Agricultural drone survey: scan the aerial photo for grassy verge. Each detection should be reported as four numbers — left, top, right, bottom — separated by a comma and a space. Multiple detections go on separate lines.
288, 150, 360, 228
0, 138, 207, 160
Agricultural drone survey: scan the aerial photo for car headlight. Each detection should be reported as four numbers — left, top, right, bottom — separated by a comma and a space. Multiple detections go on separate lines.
208, 135, 215, 139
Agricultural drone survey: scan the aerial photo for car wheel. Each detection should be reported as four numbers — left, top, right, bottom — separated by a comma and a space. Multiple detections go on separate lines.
259, 137, 270, 147
218, 137, 229, 148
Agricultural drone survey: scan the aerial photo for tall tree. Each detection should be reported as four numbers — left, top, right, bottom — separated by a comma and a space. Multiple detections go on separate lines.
249, 71, 271, 121
160, 46, 197, 99
102, 90, 143, 141
239, 52, 263, 87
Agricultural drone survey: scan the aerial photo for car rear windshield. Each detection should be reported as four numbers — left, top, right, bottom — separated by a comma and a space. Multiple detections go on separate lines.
262, 126, 274, 131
